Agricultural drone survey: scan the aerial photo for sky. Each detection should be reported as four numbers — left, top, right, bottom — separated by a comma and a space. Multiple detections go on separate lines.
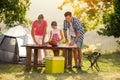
27, 0, 72, 27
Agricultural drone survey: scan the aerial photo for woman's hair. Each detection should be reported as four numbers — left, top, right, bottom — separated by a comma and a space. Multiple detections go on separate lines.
38, 14, 44, 19
51, 21, 57, 26
64, 11, 72, 17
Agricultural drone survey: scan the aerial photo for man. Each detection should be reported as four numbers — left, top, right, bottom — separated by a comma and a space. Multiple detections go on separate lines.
63, 11, 84, 69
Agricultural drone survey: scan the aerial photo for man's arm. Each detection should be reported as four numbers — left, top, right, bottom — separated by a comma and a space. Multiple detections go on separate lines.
63, 20, 68, 43
75, 19, 84, 42
75, 32, 80, 42
64, 31, 68, 43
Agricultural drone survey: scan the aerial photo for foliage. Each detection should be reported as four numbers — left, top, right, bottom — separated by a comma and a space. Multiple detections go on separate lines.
116, 40, 120, 45
58, 0, 113, 32
0, 0, 30, 28
116, 40, 120, 51
97, 0, 120, 38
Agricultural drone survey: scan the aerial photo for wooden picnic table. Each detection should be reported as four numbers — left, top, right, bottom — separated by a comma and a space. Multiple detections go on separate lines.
22, 44, 79, 71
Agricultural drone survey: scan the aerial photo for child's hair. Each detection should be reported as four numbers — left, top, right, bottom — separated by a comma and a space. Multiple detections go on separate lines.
51, 21, 57, 26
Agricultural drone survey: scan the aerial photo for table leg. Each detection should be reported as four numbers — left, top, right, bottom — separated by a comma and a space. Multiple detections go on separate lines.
68, 49, 72, 69
34, 49, 38, 69
26, 47, 32, 71
62, 49, 68, 69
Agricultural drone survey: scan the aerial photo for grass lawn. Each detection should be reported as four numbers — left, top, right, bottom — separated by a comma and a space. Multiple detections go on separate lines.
0, 51, 120, 80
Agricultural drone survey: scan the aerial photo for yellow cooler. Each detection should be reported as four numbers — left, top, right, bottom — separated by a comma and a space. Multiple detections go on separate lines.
45, 57, 65, 73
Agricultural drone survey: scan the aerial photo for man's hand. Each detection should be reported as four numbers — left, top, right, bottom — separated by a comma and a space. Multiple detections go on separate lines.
69, 41, 75, 46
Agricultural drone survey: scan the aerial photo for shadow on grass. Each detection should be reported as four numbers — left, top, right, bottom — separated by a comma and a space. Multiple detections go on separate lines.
0, 63, 104, 80
0, 51, 120, 80
3, 51, 120, 80
0, 60, 104, 80
82, 51, 120, 73
1, 51, 120, 80
14, 67, 103, 80
0, 64, 25, 73
99, 51, 120, 67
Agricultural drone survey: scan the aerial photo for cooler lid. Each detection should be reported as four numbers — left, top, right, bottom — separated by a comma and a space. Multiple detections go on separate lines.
45, 56, 65, 60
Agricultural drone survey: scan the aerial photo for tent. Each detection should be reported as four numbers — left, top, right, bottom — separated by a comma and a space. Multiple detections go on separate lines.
3, 25, 30, 57
0, 25, 29, 63
0, 25, 47, 63
0, 35, 19, 63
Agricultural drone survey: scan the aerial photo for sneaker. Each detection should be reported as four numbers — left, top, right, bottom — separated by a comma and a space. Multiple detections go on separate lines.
77, 66, 82, 70
73, 66, 78, 68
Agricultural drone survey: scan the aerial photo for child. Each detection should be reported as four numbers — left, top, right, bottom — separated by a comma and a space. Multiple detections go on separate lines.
49, 21, 63, 56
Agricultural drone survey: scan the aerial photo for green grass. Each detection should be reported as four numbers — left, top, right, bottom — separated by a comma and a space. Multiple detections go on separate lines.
0, 51, 120, 80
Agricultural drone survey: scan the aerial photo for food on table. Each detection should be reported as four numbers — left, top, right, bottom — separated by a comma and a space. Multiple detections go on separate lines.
47, 40, 57, 46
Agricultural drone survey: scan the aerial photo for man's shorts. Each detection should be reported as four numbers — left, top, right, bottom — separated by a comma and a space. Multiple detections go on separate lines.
71, 36, 83, 49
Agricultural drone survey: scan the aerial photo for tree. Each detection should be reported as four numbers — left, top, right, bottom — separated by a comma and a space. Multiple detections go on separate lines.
97, 0, 120, 38
0, 0, 30, 28
58, 0, 113, 32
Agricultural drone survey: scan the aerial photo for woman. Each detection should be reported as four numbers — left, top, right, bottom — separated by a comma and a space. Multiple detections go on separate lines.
31, 14, 48, 64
